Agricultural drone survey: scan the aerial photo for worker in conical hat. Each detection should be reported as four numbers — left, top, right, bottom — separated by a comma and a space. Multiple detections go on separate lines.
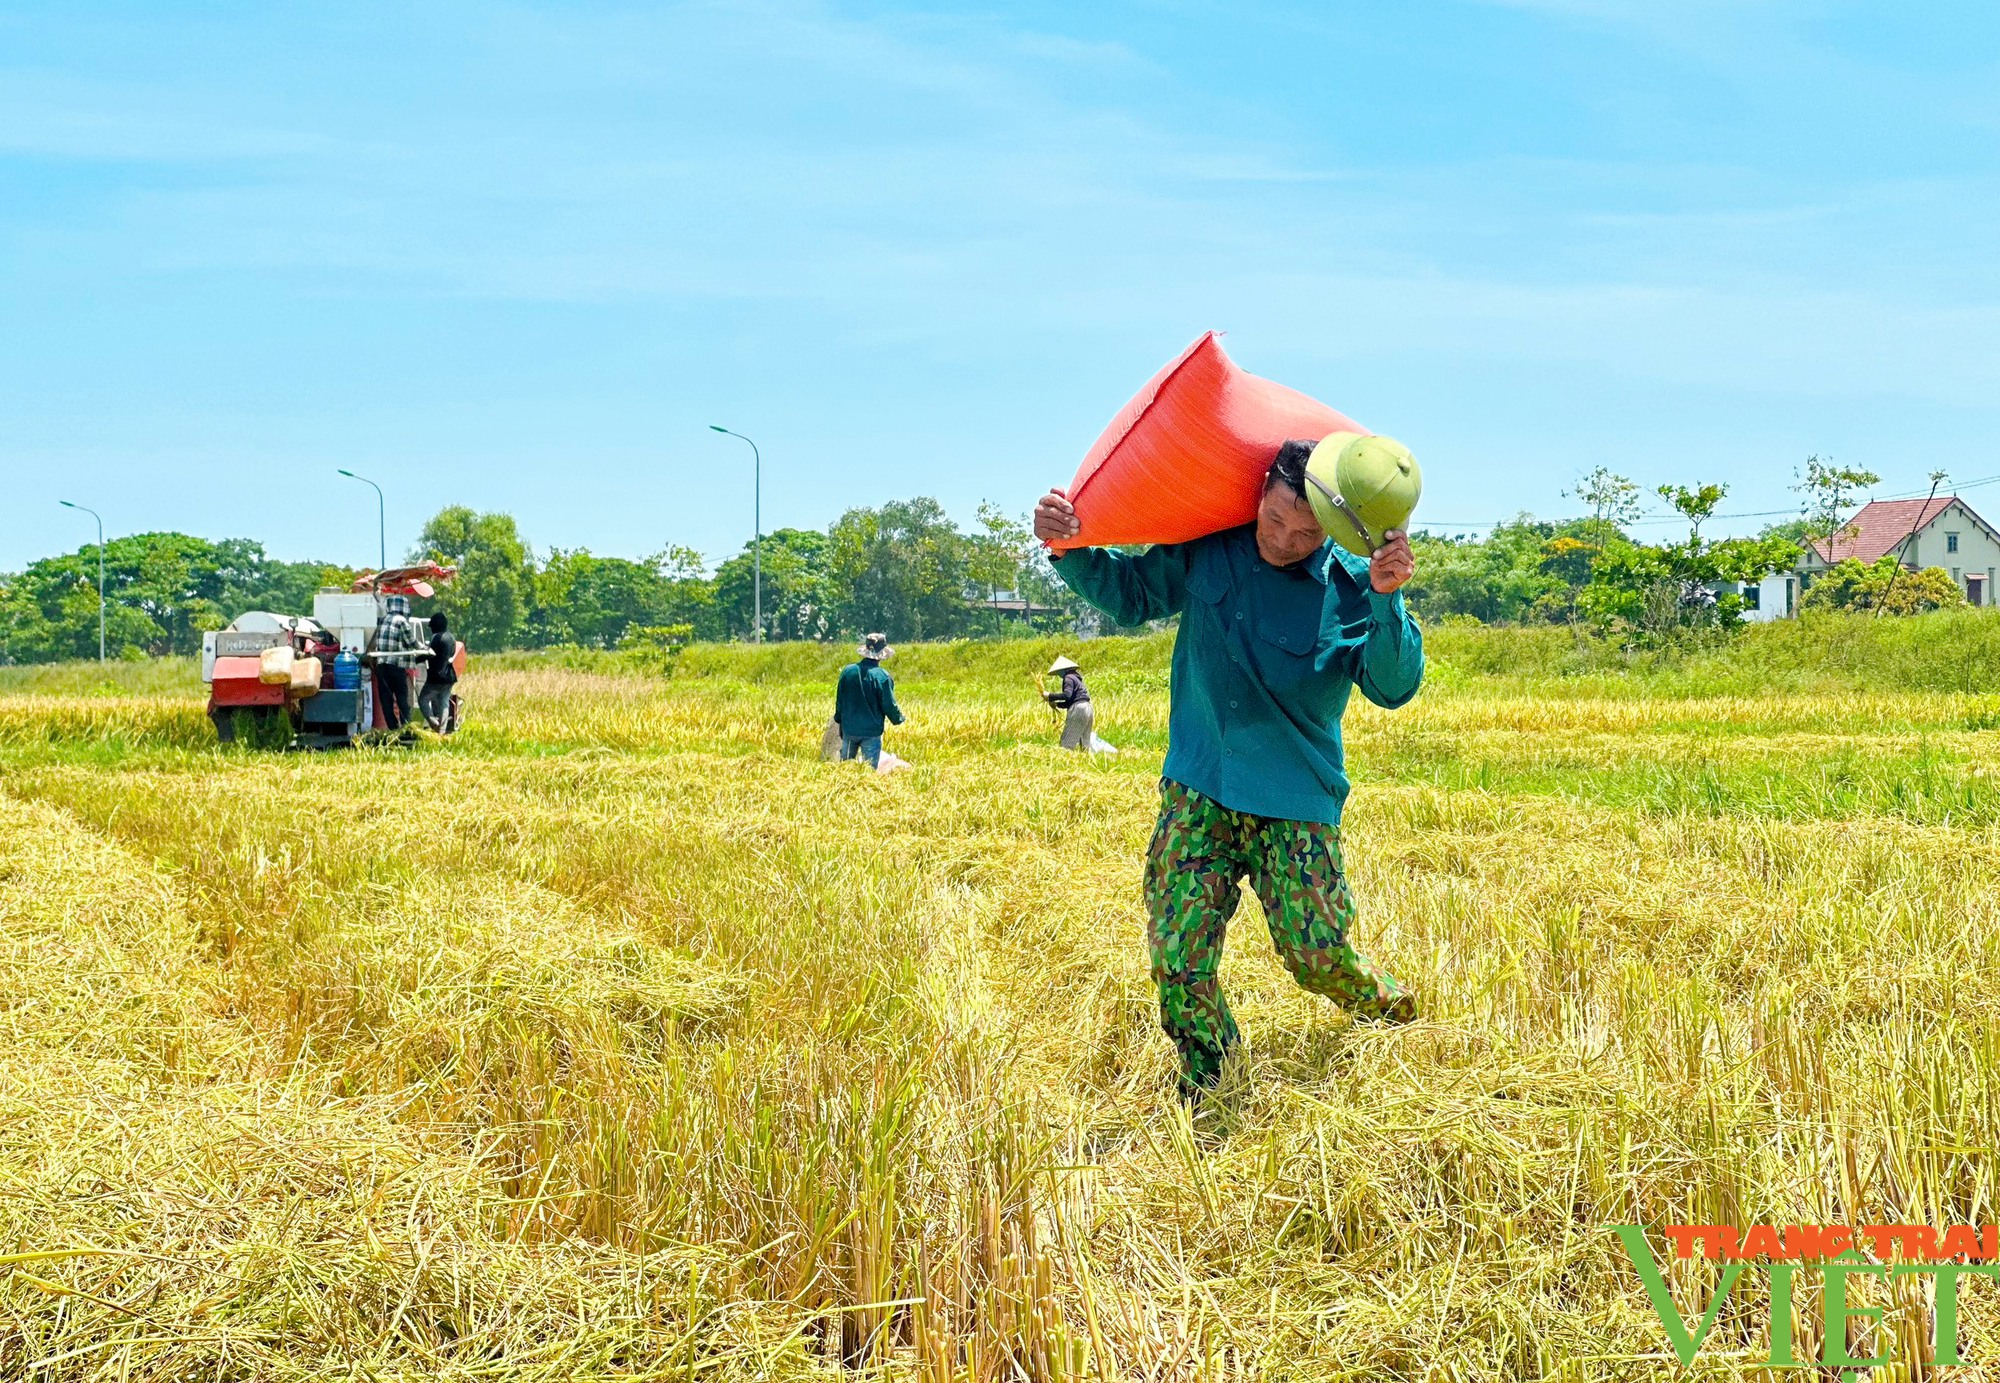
1032, 437, 1422, 1104
1044, 655, 1116, 754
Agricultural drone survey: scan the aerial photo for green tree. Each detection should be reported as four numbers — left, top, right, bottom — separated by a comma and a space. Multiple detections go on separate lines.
412, 508, 532, 650
1529, 534, 1603, 622
649, 546, 723, 642
826, 497, 986, 640
713, 529, 832, 641
1655, 482, 1728, 542
1567, 468, 1644, 530
1403, 516, 1617, 624
531, 549, 675, 649
967, 503, 1029, 595
1758, 516, 1816, 546
0, 534, 346, 663
1793, 456, 1880, 545
962, 503, 1086, 635
1581, 528, 1798, 645
1797, 558, 1967, 616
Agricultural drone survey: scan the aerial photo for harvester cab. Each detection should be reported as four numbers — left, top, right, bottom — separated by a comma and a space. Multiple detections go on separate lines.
201, 563, 465, 750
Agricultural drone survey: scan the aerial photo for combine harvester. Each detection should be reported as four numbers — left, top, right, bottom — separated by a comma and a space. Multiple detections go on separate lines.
200, 563, 468, 749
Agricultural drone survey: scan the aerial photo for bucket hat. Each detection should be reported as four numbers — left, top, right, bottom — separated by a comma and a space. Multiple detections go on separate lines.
858, 633, 894, 660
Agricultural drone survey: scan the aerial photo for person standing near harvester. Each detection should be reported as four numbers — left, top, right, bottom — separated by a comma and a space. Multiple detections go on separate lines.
1033, 434, 1424, 1101
370, 594, 423, 731
833, 632, 904, 768
1045, 656, 1115, 754
420, 612, 458, 733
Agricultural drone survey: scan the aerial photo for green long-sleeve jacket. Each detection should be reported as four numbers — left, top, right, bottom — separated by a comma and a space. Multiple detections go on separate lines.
1051, 524, 1423, 824
833, 659, 904, 738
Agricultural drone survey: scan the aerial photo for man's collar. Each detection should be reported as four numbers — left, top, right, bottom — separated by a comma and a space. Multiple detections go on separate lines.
1282, 541, 1337, 585
1305, 542, 1335, 585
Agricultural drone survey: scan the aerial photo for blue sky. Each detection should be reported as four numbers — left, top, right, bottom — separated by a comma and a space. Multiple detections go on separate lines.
3, 0, 1997, 572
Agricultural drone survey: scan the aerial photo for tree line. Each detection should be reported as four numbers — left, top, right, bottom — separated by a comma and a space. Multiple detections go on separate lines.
407, 498, 1086, 652
1405, 459, 1968, 641
0, 534, 349, 664
0, 497, 1085, 663
0, 460, 1968, 664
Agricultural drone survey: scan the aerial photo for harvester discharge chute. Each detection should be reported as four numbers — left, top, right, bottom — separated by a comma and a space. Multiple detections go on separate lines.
352, 562, 457, 599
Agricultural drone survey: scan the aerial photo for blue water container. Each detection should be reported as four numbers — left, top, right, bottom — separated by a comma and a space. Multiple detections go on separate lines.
332, 650, 361, 691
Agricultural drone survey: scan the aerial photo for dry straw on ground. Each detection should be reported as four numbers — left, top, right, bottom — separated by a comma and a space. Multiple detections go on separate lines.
3, 633, 1999, 1379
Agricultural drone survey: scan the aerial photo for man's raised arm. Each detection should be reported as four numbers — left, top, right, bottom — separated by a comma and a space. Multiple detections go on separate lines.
1319, 529, 1424, 709
1034, 487, 1192, 627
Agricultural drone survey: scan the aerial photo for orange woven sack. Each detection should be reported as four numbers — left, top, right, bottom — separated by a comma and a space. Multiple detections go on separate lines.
1049, 332, 1366, 552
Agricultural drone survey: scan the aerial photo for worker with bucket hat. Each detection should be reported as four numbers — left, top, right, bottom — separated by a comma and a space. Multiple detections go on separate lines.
369, 593, 425, 731
1032, 434, 1423, 1103
1044, 655, 1117, 754
832, 632, 905, 769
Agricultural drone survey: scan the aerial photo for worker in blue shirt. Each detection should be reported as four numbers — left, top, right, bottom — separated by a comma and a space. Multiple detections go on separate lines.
1033, 439, 1422, 1100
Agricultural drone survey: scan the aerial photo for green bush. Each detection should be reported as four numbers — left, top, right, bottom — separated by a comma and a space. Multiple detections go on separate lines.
1797, 558, 1966, 615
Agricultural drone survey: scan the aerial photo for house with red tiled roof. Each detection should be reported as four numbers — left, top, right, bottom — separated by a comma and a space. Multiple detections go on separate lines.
1752, 495, 2000, 619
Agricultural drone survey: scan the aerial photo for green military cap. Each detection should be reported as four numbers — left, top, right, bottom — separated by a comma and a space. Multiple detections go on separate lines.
1302, 431, 1422, 558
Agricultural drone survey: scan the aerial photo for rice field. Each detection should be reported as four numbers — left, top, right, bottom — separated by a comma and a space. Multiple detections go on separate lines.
5, 624, 2000, 1379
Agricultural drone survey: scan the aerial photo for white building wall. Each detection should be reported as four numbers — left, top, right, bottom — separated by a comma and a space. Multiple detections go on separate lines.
1891, 502, 2000, 606
1745, 571, 1797, 623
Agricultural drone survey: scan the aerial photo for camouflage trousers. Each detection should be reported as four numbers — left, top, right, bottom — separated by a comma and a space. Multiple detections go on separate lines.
1144, 779, 1413, 1093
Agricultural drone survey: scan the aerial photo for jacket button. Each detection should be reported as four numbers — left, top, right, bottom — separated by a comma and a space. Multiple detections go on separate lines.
1235, 612, 1244, 621
1229, 700, 1238, 709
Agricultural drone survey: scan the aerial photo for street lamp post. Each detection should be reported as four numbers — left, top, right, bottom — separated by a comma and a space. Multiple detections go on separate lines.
337, 469, 387, 571
58, 501, 105, 664
709, 426, 762, 642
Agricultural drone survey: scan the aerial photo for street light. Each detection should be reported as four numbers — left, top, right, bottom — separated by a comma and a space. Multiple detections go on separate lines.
58, 501, 105, 664
709, 426, 762, 642
337, 469, 386, 571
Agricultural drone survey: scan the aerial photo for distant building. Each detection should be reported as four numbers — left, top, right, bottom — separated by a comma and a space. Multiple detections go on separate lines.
1745, 495, 2000, 621
978, 591, 1061, 621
